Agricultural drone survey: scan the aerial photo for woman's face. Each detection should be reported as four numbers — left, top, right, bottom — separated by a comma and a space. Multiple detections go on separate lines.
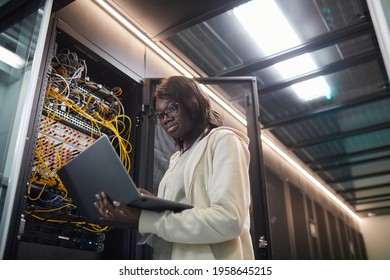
155, 97, 198, 143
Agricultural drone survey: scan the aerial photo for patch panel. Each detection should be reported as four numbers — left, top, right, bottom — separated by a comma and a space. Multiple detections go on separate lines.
34, 115, 96, 175
44, 104, 101, 136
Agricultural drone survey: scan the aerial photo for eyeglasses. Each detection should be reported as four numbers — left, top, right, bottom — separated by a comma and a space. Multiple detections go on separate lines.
153, 103, 179, 124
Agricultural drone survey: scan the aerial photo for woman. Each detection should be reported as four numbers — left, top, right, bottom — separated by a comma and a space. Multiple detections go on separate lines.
94, 76, 254, 259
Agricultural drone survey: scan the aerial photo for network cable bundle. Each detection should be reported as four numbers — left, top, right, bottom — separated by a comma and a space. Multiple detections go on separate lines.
19, 49, 133, 253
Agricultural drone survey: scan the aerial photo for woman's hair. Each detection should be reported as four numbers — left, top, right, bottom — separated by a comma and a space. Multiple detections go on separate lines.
152, 76, 223, 130
152, 76, 223, 149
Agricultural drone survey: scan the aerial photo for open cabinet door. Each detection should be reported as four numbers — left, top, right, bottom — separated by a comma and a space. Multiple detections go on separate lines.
0, 0, 55, 259
138, 77, 271, 260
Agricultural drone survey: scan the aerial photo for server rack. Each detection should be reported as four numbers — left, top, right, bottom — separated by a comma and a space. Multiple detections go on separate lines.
5, 24, 145, 260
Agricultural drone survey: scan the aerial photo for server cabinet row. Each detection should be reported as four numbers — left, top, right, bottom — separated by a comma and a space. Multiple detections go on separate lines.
266, 166, 367, 260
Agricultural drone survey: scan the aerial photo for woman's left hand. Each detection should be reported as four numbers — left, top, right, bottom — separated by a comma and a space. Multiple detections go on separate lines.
94, 192, 141, 225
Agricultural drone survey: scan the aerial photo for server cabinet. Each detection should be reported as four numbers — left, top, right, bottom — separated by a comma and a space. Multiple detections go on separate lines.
3, 20, 145, 259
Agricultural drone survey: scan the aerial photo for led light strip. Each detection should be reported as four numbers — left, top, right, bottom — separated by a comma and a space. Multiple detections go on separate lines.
96, 0, 360, 222
95, 0, 192, 78
261, 134, 361, 221
199, 85, 247, 125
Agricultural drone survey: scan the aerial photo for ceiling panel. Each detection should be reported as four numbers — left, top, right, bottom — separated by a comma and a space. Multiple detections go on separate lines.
111, 0, 250, 39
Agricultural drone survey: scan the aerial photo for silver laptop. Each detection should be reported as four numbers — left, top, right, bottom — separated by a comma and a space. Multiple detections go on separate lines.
57, 134, 192, 223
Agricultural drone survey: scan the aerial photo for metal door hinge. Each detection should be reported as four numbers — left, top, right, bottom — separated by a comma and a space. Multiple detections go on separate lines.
17, 215, 26, 240
141, 104, 152, 115
259, 235, 268, 248
136, 104, 152, 126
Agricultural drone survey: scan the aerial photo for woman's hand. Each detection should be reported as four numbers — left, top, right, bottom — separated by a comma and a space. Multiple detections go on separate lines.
138, 188, 154, 196
94, 192, 141, 225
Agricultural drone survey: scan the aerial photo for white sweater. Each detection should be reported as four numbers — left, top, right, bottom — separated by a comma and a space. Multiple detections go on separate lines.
139, 127, 254, 259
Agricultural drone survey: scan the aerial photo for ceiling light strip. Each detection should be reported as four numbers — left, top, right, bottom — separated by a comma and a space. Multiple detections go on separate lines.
200, 85, 247, 125
0, 46, 25, 69
95, 0, 192, 78
96, 0, 359, 222
261, 134, 361, 222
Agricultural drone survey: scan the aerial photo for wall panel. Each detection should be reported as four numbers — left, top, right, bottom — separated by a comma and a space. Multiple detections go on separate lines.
289, 183, 310, 259
265, 166, 292, 259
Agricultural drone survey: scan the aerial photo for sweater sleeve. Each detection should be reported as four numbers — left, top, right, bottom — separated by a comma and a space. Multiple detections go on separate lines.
138, 131, 251, 244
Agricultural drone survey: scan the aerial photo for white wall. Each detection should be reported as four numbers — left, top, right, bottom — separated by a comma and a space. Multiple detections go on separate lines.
360, 215, 390, 259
